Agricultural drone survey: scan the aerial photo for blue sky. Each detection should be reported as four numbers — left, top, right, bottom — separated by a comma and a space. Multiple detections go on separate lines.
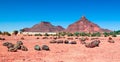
0, 0, 120, 32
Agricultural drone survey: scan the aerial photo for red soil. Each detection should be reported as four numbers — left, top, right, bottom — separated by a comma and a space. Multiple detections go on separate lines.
0, 35, 120, 62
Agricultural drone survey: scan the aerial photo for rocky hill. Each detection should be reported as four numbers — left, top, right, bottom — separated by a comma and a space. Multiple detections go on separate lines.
23, 22, 65, 32
23, 16, 111, 33
65, 16, 111, 33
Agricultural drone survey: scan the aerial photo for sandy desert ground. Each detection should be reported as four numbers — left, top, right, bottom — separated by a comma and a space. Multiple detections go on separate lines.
0, 35, 120, 62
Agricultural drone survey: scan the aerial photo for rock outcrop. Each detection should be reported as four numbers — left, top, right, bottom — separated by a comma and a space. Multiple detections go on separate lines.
23, 22, 65, 32
65, 16, 111, 33
23, 16, 111, 33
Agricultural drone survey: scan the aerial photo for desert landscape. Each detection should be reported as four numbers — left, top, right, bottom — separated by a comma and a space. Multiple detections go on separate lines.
0, 35, 120, 62
0, 16, 120, 62
0, 0, 120, 62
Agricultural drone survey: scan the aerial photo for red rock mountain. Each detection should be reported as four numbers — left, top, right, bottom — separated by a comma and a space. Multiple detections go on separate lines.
23, 16, 111, 33
23, 22, 65, 32
65, 16, 111, 33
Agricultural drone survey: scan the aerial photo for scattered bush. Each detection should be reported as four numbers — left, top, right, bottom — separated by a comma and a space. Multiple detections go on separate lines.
34, 34, 42, 36
112, 34, 117, 37
0, 31, 2, 35
67, 33, 73, 37
13, 30, 18, 35
79, 32, 88, 36
91, 32, 101, 37
44, 33, 49, 36
103, 32, 110, 37
2, 32, 11, 36
74, 32, 79, 37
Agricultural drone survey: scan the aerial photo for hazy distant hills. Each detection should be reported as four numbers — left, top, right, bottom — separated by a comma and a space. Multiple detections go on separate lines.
23, 16, 111, 33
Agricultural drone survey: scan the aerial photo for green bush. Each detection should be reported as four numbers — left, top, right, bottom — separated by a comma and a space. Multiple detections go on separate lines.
91, 32, 101, 37
34, 34, 42, 36
44, 33, 49, 36
80, 32, 88, 36
13, 30, 18, 35
3, 32, 11, 36
112, 34, 117, 37
103, 32, 110, 37
74, 32, 79, 36
0, 31, 2, 35
61, 32, 66, 36
67, 33, 73, 36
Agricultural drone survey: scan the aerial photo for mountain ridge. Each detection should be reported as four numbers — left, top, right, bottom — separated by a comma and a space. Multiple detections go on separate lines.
65, 16, 111, 32
23, 16, 111, 33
